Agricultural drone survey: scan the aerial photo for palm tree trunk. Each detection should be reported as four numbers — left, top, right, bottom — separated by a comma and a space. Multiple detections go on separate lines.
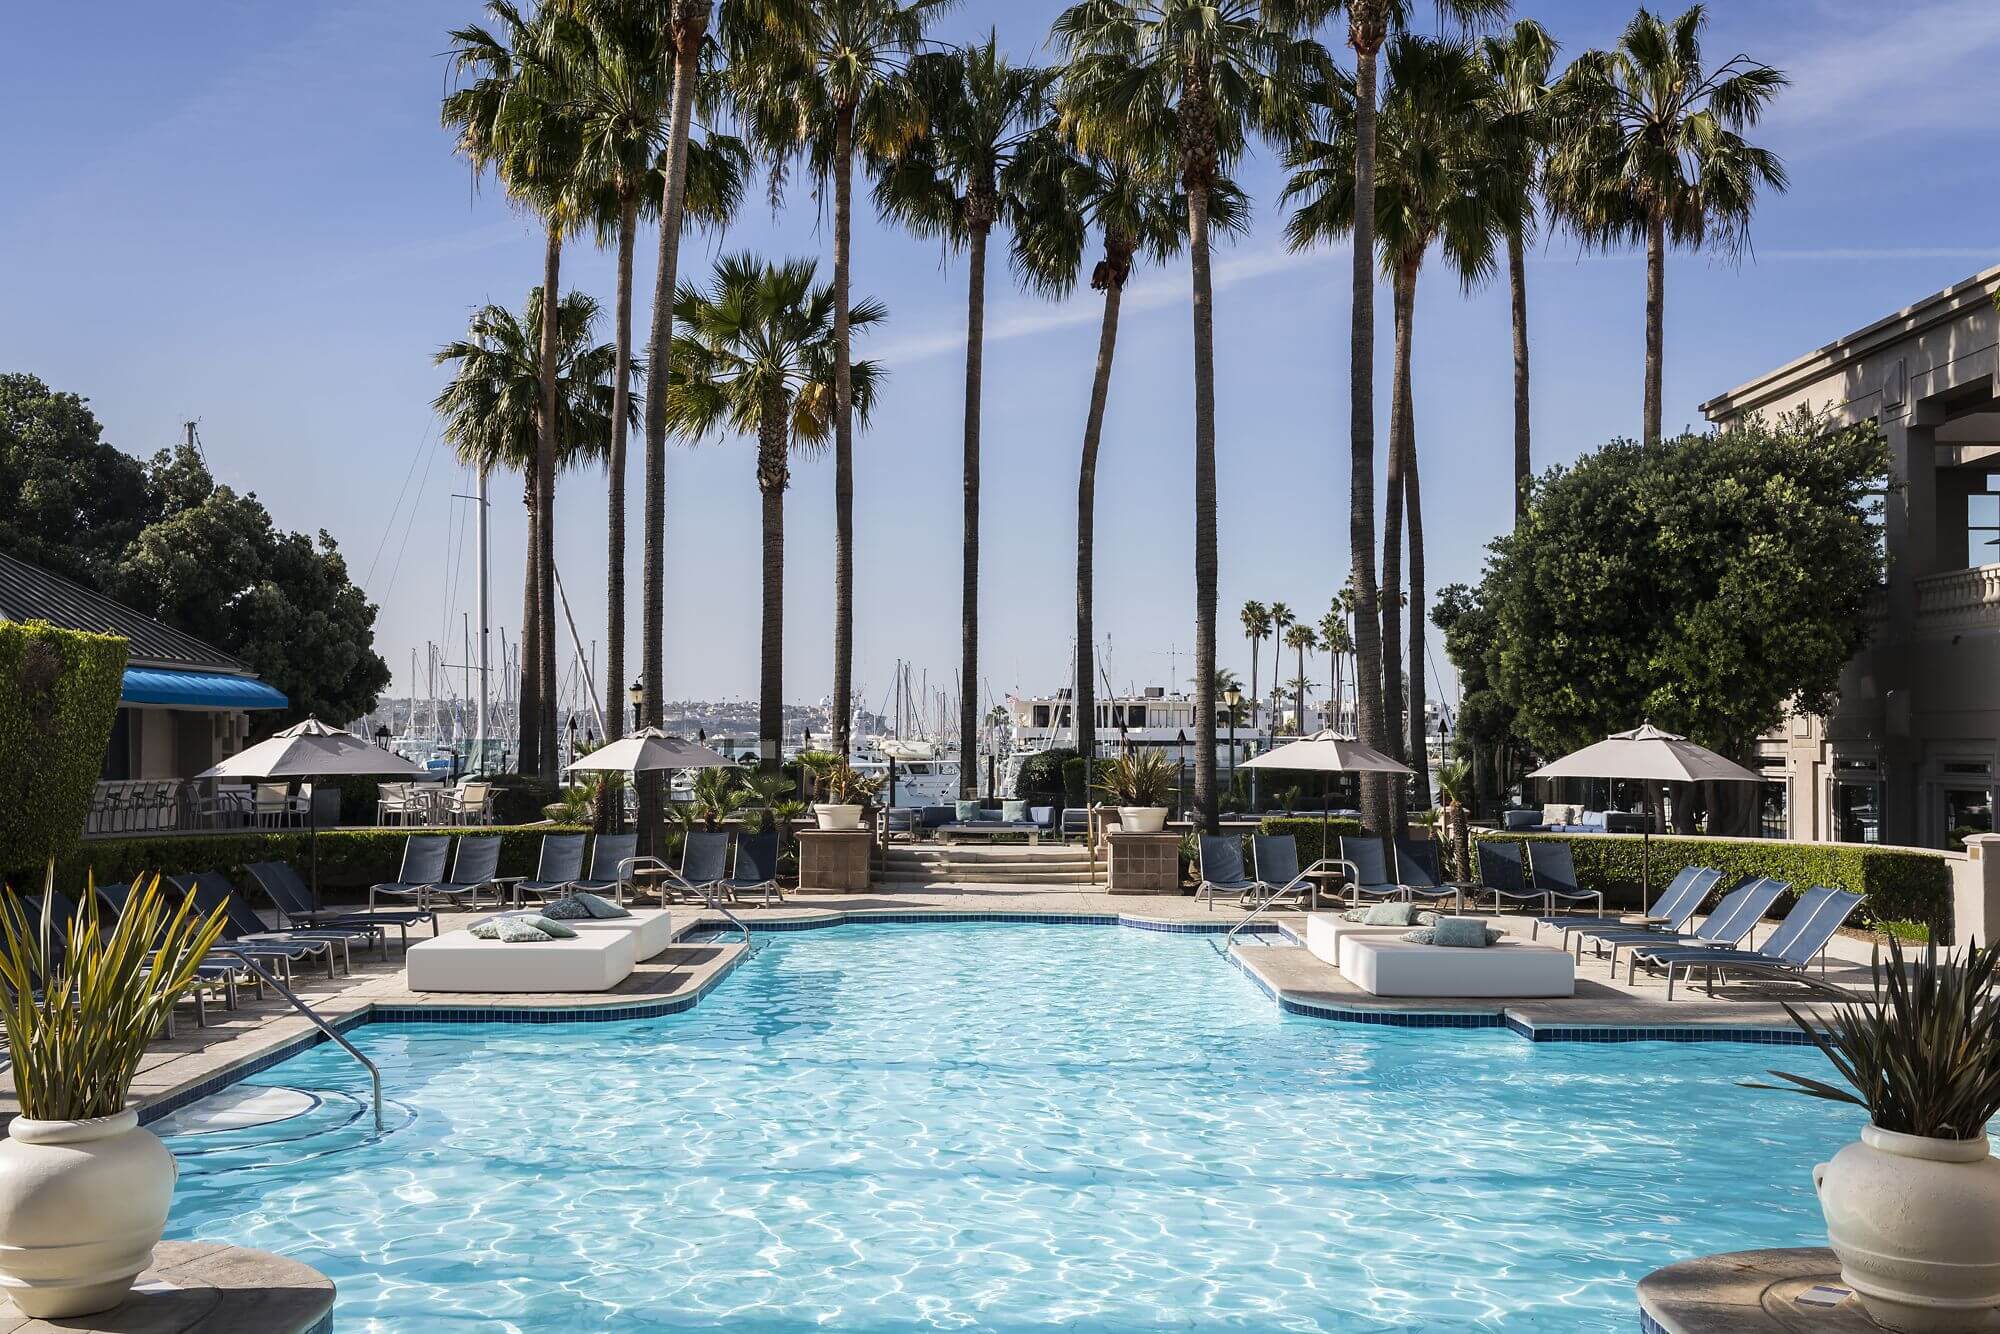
1189, 184, 1220, 834
1348, 19, 1390, 835
1402, 287, 1430, 815
1508, 225, 1530, 526
958, 216, 989, 798
1381, 259, 1412, 773
757, 403, 788, 773
1643, 208, 1664, 447
1246, 635, 1259, 738
607, 193, 638, 742
536, 223, 561, 781
1075, 241, 1128, 772
831, 102, 857, 759
1295, 643, 1306, 733
518, 473, 542, 776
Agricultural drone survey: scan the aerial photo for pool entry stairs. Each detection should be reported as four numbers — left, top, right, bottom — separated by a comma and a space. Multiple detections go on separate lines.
873, 842, 1104, 887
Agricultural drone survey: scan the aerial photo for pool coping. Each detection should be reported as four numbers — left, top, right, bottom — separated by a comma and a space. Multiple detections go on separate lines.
133, 910, 1814, 1127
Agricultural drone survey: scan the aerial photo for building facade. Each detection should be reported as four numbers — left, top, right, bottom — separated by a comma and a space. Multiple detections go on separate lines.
1701, 264, 2000, 850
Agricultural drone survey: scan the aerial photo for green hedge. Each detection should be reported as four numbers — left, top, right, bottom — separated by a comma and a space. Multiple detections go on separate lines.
1017, 748, 1076, 803
1255, 816, 1368, 869
0, 621, 128, 875
1474, 832, 1953, 939
42, 824, 590, 902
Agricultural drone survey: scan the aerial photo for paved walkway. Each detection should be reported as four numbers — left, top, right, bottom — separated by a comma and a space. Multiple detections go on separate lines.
2, 885, 1876, 1125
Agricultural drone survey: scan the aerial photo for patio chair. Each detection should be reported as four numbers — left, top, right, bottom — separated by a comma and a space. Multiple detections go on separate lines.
169, 873, 347, 982
725, 830, 782, 907
1196, 835, 1256, 909
51, 888, 246, 1030
1609, 877, 1791, 980
1250, 833, 1336, 909
1387, 838, 1465, 913
417, 835, 504, 909
1338, 836, 1407, 906
254, 782, 307, 829
1524, 842, 1606, 917
375, 783, 415, 826
1636, 887, 1863, 999
445, 782, 494, 826
880, 807, 919, 842
1530, 864, 1721, 942
515, 833, 588, 903
650, 830, 732, 905
367, 835, 452, 910
1059, 808, 1091, 843
246, 859, 429, 957
573, 833, 638, 902
1470, 842, 1547, 914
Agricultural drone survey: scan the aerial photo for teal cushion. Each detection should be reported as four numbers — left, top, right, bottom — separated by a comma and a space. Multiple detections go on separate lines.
956, 800, 981, 822
574, 891, 629, 919
1402, 927, 1435, 945
471, 915, 554, 942
1002, 799, 1028, 822
521, 914, 576, 939
1362, 901, 1417, 926
1432, 916, 1501, 948
541, 894, 592, 921
1342, 908, 1368, 923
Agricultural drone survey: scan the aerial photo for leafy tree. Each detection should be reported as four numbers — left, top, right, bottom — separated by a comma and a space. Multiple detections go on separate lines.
664, 255, 884, 770
0, 375, 153, 587
1448, 414, 1886, 820
1431, 579, 1515, 811
1545, 4, 1787, 447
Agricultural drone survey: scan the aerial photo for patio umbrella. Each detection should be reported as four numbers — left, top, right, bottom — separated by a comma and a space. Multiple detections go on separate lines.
565, 728, 735, 856
1527, 723, 1761, 911
198, 718, 428, 909
1241, 730, 1415, 855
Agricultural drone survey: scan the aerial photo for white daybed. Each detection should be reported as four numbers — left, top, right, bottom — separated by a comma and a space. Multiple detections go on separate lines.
407, 927, 637, 993
1303, 913, 1419, 970
1339, 935, 1575, 998
555, 908, 676, 961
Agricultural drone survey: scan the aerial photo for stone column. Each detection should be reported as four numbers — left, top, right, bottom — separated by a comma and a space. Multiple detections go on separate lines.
1953, 833, 2000, 946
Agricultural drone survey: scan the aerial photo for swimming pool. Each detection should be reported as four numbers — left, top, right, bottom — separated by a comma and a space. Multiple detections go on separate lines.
163, 922, 1851, 1331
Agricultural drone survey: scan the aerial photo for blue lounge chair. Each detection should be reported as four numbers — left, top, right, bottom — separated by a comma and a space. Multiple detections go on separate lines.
1338, 836, 1407, 905
169, 873, 349, 981
1530, 865, 1720, 942
1634, 887, 1864, 999
574, 833, 638, 902
1524, 842, 1607, 917
1393, 838, 1466, 913
1251, 833, 1332, 908
727, 830, 782, 907
380, 835, 502, 911
516, 833, 589, 903
367, 835, 451, 909
880, 807, 918, 841
1611, 877, 1791, 980
247, 859, 433, 955
1197, 835, 1257, 908
43, 888, 245, 1029
1471, 842, 1547, 914
634, 830, 731, 905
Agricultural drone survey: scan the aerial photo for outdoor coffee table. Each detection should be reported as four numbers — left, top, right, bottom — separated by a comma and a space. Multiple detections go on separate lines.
936, 822, 1041, 846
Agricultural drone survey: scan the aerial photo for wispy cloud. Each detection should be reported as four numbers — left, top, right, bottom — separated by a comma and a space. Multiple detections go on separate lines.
873, 240, 1343, 367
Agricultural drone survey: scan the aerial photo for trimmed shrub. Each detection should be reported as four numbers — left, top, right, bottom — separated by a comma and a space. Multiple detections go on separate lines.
0, 621, 127, 876
1256, 815, 1368, 869
487, 775, 559, 825
1473, 832, 1953, 939
1016, 748, 1076, 803
1061, 757, 1110, 808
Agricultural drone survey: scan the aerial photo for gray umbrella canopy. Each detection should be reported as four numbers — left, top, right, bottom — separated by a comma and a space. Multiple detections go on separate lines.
564, 727, 733, 774
1526, 724, 1760, 785
1242, 730, 1415, 776
197, 718, 429, 780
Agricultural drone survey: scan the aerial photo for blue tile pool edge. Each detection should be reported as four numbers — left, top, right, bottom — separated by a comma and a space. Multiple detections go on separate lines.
135, 911, 1813, 1126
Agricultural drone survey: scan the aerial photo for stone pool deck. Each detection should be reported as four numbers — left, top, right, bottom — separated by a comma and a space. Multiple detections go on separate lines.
1, 886, 1880, 1125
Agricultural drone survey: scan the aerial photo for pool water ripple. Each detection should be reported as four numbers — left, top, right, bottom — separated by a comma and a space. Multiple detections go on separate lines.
165, 922, 1852, 1331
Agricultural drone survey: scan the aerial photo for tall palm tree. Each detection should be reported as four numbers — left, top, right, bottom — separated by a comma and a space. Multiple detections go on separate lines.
1056, 0, 1326, 831
1011, 127, 1232, 771
1546, 4, 1786, 446
1318, 600, 1351, 731
1479, 18, 1557, 526
730, 0, 954, 760
444, 1, 583, 780
1283, 622, 1318, 733
435, 290, 635, 726
1266, 600, 1296, 736
1238, 599, 1272, 737
874, 34, 1048, 798
663, 255, 886, 769
1286, 34, 1516, 820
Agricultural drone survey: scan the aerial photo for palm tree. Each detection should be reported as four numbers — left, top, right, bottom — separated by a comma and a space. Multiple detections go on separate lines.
1318, 601, 1352, 732
1283, 622, 1318, 733
1266, 601, 1296, 735
1056, 0, 1327, 832
1546, 4, 1787, 446
1238, 599, 1271, 736
729, 0, 953, 760
1011, 127, 1230, 771
1479, 19, 1557, 526
444, 1, 583, 780
435, 290, 634, 730
874, 34, 1048, 798
663, 255, 885, 770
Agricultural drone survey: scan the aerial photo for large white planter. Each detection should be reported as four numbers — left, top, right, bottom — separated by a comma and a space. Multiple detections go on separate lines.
1814, 1123, 2000, 1332
0, 1109, 176, 1318
1117, 806, 1169, 834
812, 804, 863, 832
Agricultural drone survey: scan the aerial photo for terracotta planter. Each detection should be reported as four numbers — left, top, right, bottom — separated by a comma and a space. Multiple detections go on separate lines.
1116, 806, 1168, 834
1814, 1123, 2000, 1331
0, 1109, 177, 1318
812, 803, 863, 832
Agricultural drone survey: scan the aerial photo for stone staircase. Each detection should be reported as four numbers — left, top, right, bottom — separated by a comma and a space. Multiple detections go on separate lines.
873, 841, 1104, 887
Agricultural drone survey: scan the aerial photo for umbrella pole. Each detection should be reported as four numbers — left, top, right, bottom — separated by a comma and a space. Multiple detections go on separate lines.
1640, 827, 1651, 916
309, 786, 321, 914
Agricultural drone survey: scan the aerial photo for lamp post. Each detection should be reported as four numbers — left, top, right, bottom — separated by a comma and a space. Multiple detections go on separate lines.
1175, 729, 1188, 820
628, 680, 644, 733
1224, 686, 1242, 807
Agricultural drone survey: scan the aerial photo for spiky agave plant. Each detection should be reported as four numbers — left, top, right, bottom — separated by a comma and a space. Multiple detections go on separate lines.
1094, 749, 1176, 808
0, 869, 228, 1122
1747, 936, 2000, 1140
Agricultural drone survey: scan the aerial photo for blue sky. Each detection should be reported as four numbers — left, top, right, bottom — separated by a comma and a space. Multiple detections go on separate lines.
5, 0, 1996, 723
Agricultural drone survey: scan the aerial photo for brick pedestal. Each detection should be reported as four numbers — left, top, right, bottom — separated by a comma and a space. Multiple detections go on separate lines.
1106, 831, 1182, 895
796, 828, 874, 892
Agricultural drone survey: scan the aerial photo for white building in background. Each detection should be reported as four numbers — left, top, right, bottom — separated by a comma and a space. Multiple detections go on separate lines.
1701, 263, 2000, 850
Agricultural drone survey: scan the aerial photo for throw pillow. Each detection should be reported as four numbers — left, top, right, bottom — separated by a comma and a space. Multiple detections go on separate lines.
956, 799, 981, 823
541, 894, 592, 921
1342, 908, 1368, 923
574, 891, 630, 919
1002, 799, 1028, 822
1361, 901, 1417, 927
1402, 928, 1435, 945
522, 914, 576, 939
1416, 911, 1440, 926
1432, 916, 1499, 948
496, 916, 553, 943
468, 918, 501, 940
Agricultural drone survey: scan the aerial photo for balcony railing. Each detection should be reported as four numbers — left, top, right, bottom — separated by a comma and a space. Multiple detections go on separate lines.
1915, 564, 2000, 630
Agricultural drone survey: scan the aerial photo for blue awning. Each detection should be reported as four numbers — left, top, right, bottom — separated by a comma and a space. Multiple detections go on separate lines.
121, 666, 289, 711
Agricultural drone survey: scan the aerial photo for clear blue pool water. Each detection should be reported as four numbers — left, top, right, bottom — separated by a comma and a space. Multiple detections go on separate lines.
163, 922, 1853, 1331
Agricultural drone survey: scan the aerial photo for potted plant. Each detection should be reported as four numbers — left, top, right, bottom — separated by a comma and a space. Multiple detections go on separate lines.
1094, 751, 1174, 834
1748, 936, 2000, 1332
0, 872, 227, 1318
810, 760, 871, 832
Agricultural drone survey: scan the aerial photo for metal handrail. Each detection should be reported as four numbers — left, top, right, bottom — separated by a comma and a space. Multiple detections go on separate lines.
1217, 856, 1356, 956
212, 947, 382, 1132
618, 855, 753, 955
